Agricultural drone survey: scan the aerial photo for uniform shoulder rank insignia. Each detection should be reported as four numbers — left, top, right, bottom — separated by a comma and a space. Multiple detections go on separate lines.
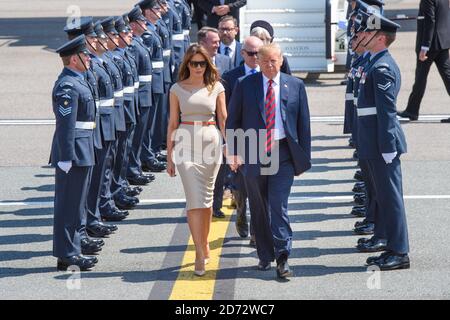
377, 82, 392, 91
58, 101, 72, 117
60, 82, 74, 88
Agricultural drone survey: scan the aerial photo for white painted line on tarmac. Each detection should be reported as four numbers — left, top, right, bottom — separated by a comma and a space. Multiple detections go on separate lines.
1, 195, 450, 207
1, 114, 449, 126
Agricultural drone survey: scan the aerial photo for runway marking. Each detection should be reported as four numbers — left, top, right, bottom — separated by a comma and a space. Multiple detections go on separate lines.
169, 199, 234, 300
1, 195, 450, 207
1, 114, 449, 126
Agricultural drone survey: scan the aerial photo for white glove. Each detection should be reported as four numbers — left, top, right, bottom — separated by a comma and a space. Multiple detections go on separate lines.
382, 152, 397, 164
57, 161, 72, 173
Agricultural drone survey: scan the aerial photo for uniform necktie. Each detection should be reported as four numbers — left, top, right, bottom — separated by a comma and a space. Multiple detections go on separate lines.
265, 79, 276, 154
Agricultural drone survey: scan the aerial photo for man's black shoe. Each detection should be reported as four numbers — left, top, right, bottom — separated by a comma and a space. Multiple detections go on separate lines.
397, 110, 418, 121
441, 117, 450, 123
156, 153, 167, 162
351, 206, 366, 217
81, 238, 102, 255
128, 175, 150, 186
354, 170, 364, 181
356, 238, 387, 253
353, 183, 366, 193
101, 209, 128, 222
374, 253, 410, 270
86, 224, 112, 238
366, 251, 392, 266
354, 222, 374, 235
142, 160, 166, 172
125, 186, 141, 197
57, 255, 97, 271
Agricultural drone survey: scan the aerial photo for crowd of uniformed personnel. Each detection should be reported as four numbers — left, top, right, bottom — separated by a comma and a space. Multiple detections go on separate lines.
342, 0, 411, 271
50, 0, 413, 272
51, 0, 193, 271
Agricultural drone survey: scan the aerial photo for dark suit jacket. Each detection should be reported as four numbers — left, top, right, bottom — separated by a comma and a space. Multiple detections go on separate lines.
416, 0, 450, 52
222, 64, 246, 104
214, 53, 233, 76
198, 0, 247, 28
226, 72, 312, 176
218, 41, 244, 68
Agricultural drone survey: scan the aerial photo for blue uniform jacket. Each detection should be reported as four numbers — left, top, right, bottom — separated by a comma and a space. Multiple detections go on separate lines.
129, 36, 154, 108
50, 67, 96, 167
357, 50, 407, 159
142, 23, 165, 94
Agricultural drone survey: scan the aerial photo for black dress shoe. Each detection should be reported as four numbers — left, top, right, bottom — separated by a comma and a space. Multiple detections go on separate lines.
374, 253, 410, 271
156, 153, 167, 162
356, 238, 387, 253
125, 186, 141, 197
353, 184, 366, 193
128, 175, 150, 186
441, 117, 450, 123
141, 173, 155, 181
354, 219, 370, 228
276, 260, 292, 279
397, 110, 418, 121
354, 170, 364, 181
257, 261, 271, 271
89, 238, 105, 247
99, 222, 117, 232
351, 206, 366, 217
115, 197, 137, 210
354, 195, 366, 206
101, 210, 128, 222
81, 238, 102, 255
354, 222, 374, 235
86, 224, 112, 238
142, 160, 167, 172
57, 255, 97, 271
213, 210, 225, 218
366, 251, 392, 266
235, 222, 249, 238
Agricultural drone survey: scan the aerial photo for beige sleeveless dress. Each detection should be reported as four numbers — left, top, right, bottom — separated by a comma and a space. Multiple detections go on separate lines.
170, 82, 225, 211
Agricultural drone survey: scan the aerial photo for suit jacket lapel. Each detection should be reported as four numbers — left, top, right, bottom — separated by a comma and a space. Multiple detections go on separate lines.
280, 74, 289, 123
254, 73, 266, 125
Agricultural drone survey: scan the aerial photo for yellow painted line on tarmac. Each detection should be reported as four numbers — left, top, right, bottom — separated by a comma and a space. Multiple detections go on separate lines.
169, 199, 234, 300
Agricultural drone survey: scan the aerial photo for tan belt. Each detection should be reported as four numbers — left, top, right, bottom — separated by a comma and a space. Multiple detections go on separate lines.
180, 121, 216, 126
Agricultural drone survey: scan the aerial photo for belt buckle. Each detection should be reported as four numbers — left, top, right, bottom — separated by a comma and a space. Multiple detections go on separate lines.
193, 121, 203, 126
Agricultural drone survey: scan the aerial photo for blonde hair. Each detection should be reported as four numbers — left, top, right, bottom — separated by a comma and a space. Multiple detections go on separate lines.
178, 44, 220, 93
258, 43, 283, 59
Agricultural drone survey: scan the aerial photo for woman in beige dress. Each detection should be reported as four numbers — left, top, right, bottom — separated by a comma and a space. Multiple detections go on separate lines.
166, 44, 227, 276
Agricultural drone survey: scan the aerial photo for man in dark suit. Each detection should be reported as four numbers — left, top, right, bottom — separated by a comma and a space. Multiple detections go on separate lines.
218, 15, 243, 67
226, 43, 311, 279
198, 26, 233, 76
197, 0, 247, 29
398, 0, 450, 122
222, 36, 263, 243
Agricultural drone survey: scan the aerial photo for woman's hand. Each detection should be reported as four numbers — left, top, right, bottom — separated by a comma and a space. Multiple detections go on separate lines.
167, 160, 176, 177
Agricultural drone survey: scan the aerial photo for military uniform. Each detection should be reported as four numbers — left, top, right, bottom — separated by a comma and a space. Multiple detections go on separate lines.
51, 35, 97, 271
127, 6, 156, 182
139, 0, 167, 172
173, 0, 192, 53
356, 13, 410, 270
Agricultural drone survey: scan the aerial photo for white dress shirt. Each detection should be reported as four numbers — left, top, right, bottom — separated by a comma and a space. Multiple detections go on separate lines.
220, 40, 236, 61
262, 72, 286, 140
244, 64, 260, 75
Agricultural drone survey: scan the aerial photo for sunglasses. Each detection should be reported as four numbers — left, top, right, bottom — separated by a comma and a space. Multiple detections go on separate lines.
189, 60, 207, 68
243, 50, 258, 57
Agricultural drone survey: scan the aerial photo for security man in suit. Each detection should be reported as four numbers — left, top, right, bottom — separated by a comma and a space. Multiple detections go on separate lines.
63, 19, 110, 257
197, 0, 247, 30
51, 35, 98, 271
126, 6, 157, 186
217, 15, 243, 68
355, 13, 410, 271
398, 0, 450, 122
138, 0, 168, 173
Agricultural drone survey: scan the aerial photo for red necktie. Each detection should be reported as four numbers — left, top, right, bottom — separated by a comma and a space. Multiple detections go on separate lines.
265, 79, 276, 153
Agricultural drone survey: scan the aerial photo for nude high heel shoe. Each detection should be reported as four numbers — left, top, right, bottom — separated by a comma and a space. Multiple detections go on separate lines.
194, 259, 205, 276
